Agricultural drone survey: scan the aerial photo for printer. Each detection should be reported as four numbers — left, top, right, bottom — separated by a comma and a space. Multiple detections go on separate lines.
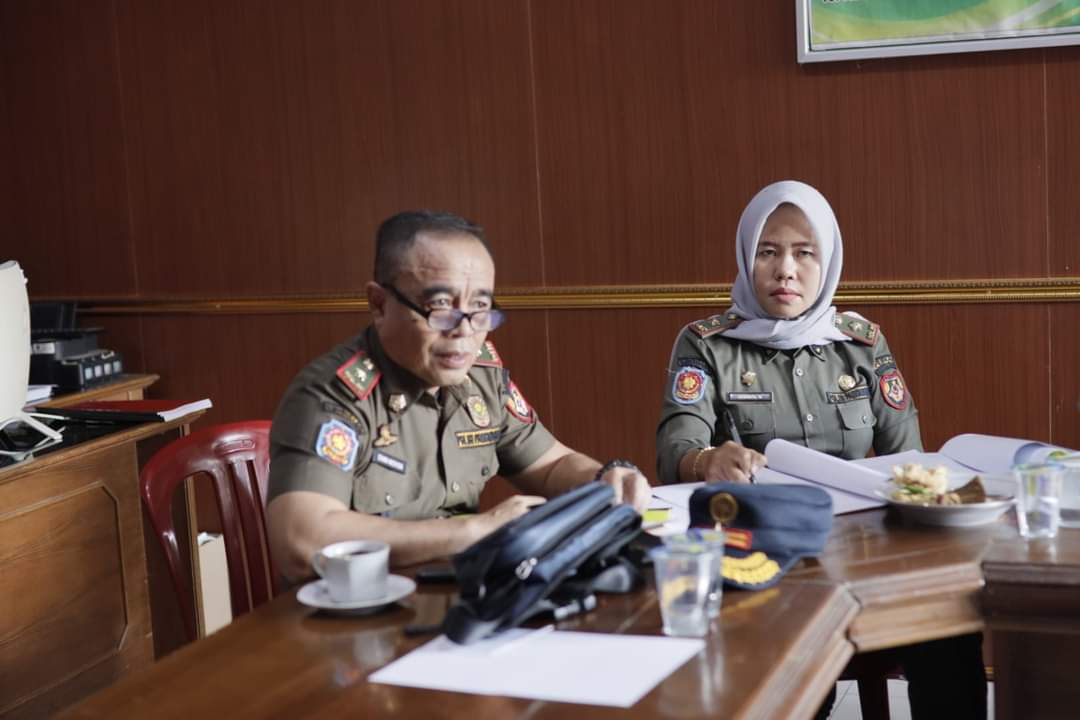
29, 302, 123, 392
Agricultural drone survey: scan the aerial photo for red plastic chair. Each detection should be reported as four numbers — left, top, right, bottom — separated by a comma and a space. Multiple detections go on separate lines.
140, 420, 279, 641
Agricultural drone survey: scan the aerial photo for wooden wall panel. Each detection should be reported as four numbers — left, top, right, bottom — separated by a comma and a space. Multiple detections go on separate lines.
1046, 47, 1080, 277
545, 307, 704, 476
1050, 304, 1080, 451
0, 0, 135, 297
843, 304, 1051, 453
531, 0, 1046, 285
114, 0, 541, 296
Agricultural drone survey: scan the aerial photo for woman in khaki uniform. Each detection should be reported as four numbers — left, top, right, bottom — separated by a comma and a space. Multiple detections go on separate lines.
655, 180, 986, 719
656, 180, 921, 485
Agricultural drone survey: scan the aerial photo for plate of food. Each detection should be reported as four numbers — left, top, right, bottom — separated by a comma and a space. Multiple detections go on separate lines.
876, 463, 1015, 527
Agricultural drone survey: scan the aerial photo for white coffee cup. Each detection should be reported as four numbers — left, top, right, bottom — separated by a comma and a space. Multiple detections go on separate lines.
312, 540, 390, 603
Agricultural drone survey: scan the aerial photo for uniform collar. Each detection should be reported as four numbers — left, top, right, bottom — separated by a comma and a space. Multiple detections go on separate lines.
364, 326, 429, 414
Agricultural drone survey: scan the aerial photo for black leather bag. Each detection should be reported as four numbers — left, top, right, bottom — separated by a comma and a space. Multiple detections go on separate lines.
442, 481, 643, 644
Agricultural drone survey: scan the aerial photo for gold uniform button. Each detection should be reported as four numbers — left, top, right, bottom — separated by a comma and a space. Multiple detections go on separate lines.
451, 481, 461, 493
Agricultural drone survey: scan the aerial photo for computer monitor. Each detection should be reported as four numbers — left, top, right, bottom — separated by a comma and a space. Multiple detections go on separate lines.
0, 261, 62, 455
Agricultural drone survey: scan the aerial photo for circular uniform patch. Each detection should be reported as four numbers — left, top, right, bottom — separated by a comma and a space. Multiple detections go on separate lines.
879, 370, 909, 410
505, 381, 534, 423
673, 367, 707, 405
315, 419, 360, 471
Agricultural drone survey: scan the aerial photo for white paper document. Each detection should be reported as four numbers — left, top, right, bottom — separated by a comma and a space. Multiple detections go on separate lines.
369, 629, 704, 708
938, 433, 1072, 473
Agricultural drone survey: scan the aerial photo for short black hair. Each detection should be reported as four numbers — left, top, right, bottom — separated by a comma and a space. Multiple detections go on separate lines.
374, 210, 490, 284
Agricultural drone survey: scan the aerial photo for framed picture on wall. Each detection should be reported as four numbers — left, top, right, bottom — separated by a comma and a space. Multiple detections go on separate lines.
796, 0, 1080, 64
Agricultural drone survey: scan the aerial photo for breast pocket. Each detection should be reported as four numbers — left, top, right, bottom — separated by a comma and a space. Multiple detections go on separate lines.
835, 398, 876, 458
353, 458, 423, 516
724, 402, 776, 453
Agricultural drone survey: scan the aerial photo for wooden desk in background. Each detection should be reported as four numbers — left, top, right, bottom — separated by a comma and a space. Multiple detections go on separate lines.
0, 409, 204, 719
37, 374, 160, 409
62, 512, 1080, 720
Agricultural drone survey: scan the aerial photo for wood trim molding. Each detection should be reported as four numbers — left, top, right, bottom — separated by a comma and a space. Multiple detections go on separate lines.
58, 277, 1080, 316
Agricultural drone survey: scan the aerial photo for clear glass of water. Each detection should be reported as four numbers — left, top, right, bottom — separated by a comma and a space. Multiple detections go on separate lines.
1014, 462, 1064, 539
651, 545, 714, 637
664, 530, 725, 618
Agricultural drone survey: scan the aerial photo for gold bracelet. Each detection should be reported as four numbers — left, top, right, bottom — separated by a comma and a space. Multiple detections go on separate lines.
691, 446, 715, 482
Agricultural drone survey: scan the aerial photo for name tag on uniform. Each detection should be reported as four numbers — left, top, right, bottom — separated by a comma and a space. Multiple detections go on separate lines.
456, 429, 501, 449
826, 386, 871, 404
726, 392, 772, 403
372, 450, 407, 474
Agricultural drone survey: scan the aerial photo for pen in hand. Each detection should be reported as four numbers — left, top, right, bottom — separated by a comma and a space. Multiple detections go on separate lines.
722, 408, 759, 483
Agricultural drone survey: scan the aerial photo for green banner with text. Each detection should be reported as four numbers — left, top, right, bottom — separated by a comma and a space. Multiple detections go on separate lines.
811, 0, 1080, 48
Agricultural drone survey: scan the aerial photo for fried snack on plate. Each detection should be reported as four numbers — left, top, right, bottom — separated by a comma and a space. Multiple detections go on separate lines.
890, 463, 960, 505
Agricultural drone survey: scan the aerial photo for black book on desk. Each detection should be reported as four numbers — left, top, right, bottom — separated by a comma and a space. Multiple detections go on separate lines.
44, 399, 212, 424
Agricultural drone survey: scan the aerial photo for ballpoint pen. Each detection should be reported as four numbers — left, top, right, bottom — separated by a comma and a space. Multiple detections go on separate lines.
722, 408, 756, 482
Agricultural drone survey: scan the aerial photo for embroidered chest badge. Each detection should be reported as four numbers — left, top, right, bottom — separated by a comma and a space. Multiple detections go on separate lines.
673, 367, 707, 404
315, 419, 359, 471
465, 395, 492, 428
505, 381, 534, 423
879, 371, 909, 410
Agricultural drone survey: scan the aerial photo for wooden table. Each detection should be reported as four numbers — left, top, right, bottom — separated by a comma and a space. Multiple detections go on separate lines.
0, 411, 203, 719
37, 374, 160, 408
55, 509, 1080, 719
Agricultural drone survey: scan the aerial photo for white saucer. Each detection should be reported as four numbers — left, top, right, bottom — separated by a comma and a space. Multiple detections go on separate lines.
297, 574, 416, 615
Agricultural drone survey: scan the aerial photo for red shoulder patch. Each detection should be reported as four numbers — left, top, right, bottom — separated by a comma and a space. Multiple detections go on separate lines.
336, 352, 381, 401
474, 340, 503, 367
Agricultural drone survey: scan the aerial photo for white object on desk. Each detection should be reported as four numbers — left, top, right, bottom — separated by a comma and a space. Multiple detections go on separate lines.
0, 261, 62, 455
370, 629, 705, 708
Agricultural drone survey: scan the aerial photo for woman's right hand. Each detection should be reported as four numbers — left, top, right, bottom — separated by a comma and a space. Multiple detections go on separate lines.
700, 441, 766, 484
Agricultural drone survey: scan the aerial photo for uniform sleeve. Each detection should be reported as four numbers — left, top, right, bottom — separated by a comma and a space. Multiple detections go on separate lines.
267, 382, 371, 507
494, 370, 557, 476
656, 327, 721, 484
867, 331, 924, 455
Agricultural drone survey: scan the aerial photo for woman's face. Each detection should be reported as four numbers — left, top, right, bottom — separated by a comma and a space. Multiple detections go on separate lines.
751, 204, 821, 320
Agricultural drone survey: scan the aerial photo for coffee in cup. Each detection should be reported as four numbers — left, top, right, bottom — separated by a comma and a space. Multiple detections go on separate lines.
312, 539, 390, 603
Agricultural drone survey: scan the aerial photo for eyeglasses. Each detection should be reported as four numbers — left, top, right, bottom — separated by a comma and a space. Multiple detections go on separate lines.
383, 284, 505, 332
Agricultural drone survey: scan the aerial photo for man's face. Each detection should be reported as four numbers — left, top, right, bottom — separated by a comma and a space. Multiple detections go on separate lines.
370, 232, 496, 389
751, 205, 822, 320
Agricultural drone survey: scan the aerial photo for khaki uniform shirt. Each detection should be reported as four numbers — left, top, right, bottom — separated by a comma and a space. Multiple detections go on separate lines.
656, 312, 923, 484
268, 327, 556, 519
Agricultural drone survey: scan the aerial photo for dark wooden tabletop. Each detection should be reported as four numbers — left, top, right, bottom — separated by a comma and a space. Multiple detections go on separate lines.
59, 509, 1080, 720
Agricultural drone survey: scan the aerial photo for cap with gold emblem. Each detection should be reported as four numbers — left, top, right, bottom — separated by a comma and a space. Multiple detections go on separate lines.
687, 483, 833, 590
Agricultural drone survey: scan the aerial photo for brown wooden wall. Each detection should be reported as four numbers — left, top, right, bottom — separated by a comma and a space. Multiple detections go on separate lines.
3, 0, 1080, 478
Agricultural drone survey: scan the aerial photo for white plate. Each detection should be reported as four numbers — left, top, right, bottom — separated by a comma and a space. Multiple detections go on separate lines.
297, 574, 416, 615
875, 490, 1014, 528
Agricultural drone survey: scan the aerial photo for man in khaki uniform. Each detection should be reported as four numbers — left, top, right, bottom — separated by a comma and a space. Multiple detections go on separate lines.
268, 210, 650, 580
656, 310, 923, 484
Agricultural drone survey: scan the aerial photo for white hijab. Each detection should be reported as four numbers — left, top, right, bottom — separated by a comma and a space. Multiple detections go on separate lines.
721, 180, 850, 350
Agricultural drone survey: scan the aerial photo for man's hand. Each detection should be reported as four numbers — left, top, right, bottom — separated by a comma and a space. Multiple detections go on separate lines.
598, 465, 651, 514
464, 494, 546, 544
701, 441, 766, 484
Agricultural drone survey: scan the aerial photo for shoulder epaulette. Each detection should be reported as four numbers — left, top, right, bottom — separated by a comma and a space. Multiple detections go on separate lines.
689, 313, 742, 339
834, 312, 880, 346
474, 340, 503, 367
336, 351, 381, 400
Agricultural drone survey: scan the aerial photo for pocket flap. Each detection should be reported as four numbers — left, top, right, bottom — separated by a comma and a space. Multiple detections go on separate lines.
837, 400, 876, 430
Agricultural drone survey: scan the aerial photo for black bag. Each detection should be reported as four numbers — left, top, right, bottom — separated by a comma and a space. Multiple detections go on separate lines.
442, 481, 643, 644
